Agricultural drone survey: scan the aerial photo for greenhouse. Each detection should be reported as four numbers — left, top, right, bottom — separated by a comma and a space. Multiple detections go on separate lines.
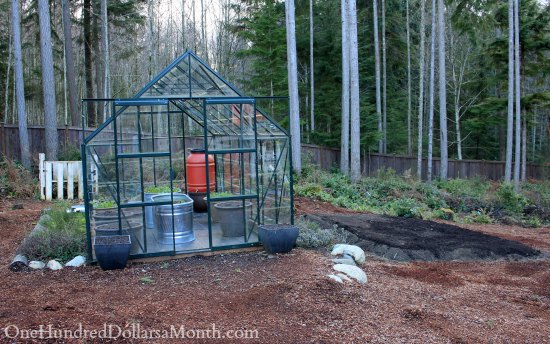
81, 51, 293, 260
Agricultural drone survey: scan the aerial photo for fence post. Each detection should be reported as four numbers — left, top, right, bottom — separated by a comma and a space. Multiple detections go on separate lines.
0, 122, 4, 156
39, 153, 46, 200
57, 163, 64, 200
45, 161, 53, 201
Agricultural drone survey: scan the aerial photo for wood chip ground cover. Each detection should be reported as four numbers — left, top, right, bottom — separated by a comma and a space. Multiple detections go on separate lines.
1, 199, 549, 343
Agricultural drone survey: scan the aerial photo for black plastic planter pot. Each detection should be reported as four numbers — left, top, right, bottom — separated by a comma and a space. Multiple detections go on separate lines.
258, 224, 300, 254
93, 235, 131, 270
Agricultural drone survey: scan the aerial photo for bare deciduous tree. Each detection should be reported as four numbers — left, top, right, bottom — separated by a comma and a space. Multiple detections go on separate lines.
285, 0, 302, 173
417, 0, 426, 178
11, 0, 30, 168
427, 0, 436, 182
340, 0, 350, 175
309, 0, 315, 133
373, 0, 382, 153
61, 0, 78, 126
438, 0, 448, 180
349, 0, 361, 182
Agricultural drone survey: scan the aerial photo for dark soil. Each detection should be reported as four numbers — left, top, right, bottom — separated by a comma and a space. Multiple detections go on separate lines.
94, 235, 131, 245
307, 213, 540, 262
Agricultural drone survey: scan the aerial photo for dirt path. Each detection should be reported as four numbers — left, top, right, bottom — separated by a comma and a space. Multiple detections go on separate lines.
1, 199, 549, 343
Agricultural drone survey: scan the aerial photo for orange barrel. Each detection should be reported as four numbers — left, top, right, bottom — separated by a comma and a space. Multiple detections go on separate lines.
186, 149, 215, 193
186, 149, 215, 212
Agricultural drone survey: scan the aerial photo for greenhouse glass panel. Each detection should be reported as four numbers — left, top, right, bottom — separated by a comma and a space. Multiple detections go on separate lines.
82, 51, 293, 261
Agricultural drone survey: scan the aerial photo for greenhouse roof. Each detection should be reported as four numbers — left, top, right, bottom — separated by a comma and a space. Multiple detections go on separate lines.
131, 51, 287, 138
136, 51, 241, 98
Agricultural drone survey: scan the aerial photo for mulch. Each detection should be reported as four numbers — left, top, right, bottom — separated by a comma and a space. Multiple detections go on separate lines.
1, 198, 549, 343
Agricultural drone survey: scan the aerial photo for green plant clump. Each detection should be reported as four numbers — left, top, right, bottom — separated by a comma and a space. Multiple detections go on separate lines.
295, 218, 350, 248
295, 164, 550, 227
145, 185, 179, 193
19, 203, 86, 262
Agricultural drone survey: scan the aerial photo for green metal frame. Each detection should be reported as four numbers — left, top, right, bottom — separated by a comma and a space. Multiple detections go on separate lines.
81, 51, 294, 262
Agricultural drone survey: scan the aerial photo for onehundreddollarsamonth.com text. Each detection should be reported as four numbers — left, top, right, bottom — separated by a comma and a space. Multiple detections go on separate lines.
2, 323, 259, 340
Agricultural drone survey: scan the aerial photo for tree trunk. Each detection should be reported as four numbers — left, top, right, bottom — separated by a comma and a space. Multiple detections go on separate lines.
201, 0, 208, 60
381, 0, 387, 153
437, 0, 448, 181
348, 0, 361, 182
406, 0, 412, 156
521, 113, 527, 181
83, 0, 95, 127
61, 0, 78, 127
505, 0, 514, 183
38, 0, 58, 161
101, 0, 110, 100
427, 0, 436, 183
11, 0, 30, 168
181, 0, 185, 50
340, 0, 350, 175
309, 0, 315, 133
417, 0, 426, 178
148, 0, 154, 78
373, 0, 382, 153
285, 0, 301, 174
513, 0, 521, 191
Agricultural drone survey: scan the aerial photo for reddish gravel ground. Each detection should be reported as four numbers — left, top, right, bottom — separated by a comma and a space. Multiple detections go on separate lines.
1, 198, 550, 343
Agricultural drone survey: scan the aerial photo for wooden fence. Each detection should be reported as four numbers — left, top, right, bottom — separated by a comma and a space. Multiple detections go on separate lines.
38, 153, 84, 200
0, 123, 94, 164
302, 144, 550, 181
1, 124, 548, 181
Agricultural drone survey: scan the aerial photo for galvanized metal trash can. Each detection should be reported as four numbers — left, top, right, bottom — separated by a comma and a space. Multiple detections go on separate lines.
151, 193, 195, 244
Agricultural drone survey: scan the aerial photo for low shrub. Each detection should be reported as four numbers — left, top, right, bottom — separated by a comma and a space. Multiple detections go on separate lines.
464, 209, 493, 224
295, 218, 350, 248
494, 183, 530, 216
433, 208, 455, 221
57, 144, 81, 161
295, 166, 549, 228
0, 156, 37, 199
389, 198, 428, 219
19, 203, 86, 262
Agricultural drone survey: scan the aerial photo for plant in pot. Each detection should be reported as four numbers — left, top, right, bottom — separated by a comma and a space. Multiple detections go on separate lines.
144, 185, 181, 229
204, 191, 233, 223
93, 234, 132, 270
214, 200, 253, 237
258, 224, 300, 254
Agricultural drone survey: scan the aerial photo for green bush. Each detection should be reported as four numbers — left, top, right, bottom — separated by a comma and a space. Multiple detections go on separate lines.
19, 203, 86, 262
295, 166, 548, 226
295, 218, 350, 249
436, 177, 490, 199
464, 209, 493, 224
433, 208, 455, 221
58, 144, 81, 161
389, 198, 428, 219
494, 183, 529, 215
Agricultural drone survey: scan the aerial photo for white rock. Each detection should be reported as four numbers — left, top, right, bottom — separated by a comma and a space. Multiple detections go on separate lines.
331, 244, 366, 265
47, 260, 63, 271
28, 261, 45, 269
336, 273, 353, 283
327, 274, 343, 283
65, 256, 86, 267
333, 264, 368, 284
332, 258, 356, 266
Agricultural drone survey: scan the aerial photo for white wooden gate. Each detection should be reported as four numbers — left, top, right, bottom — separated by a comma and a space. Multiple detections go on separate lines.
39, 153, 84, 200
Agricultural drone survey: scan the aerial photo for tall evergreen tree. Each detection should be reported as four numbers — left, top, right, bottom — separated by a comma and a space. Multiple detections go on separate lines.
38, 0, 58, 160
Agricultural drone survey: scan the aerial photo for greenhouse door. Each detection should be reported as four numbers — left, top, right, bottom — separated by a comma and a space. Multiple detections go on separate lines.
203, 99, 261, 250
112, 99, 179, 258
